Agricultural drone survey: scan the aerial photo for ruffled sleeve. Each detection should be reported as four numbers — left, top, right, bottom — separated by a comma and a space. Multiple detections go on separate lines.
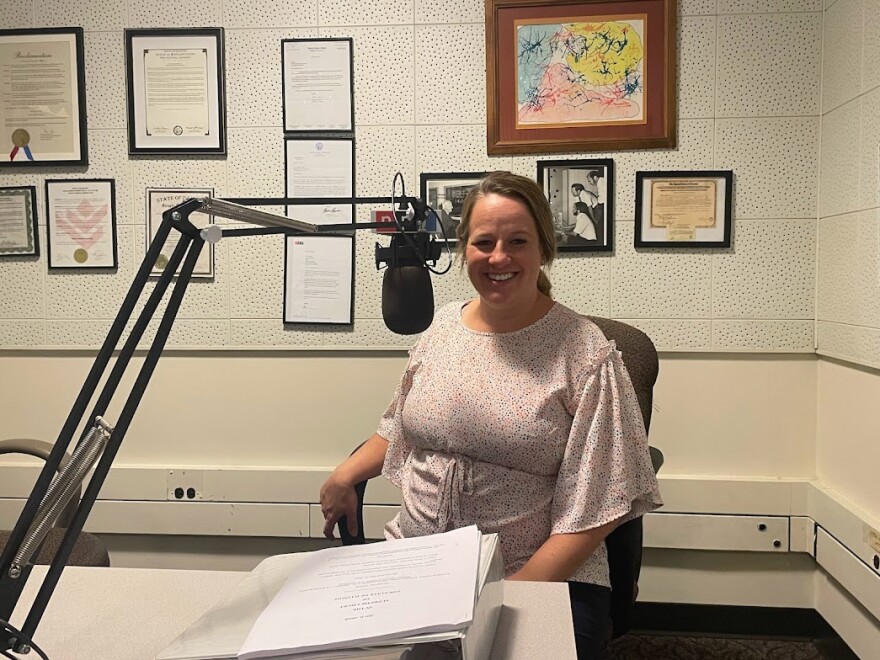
551, 342, 663, 534
377, 354, 421, 488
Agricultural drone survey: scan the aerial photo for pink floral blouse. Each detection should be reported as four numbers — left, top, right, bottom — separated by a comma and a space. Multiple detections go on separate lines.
378, 301, 662, 587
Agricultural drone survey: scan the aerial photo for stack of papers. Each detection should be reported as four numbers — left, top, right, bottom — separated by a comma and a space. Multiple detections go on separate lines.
158, 526, 504, 660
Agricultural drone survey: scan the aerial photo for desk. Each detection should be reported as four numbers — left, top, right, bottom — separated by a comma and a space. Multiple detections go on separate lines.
9, 566, 576, 659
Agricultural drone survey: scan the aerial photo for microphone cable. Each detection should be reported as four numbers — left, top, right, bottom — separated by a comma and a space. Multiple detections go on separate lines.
0, 617, 50, 660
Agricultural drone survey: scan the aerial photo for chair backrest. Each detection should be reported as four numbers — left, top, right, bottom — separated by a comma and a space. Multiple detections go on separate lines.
587, 316, 660, 639
0, 439, 110, 567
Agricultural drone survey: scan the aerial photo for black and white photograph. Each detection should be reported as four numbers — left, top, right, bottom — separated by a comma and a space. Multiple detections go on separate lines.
419, 172, 488, 242
538, 159, 614, 253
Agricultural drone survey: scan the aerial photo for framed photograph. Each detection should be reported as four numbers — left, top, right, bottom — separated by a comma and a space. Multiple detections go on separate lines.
45, 179, 117, 270
0, 27, 88, 167
0, 186, 39, 257
486, 0, 677, 155
635, 170, 733, 248
282, 38, 354, 133
125, 28, 227, 155
419, 172, 488, 242
146, 187, 214, 278
283, 235, 354, 326
538, 159, 614, 252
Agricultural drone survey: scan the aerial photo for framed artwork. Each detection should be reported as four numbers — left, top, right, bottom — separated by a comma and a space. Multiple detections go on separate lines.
146, 187, 215, 278
0, 186, 39, 257
419, 172, 488, 242
538, 159, 614, 252
45, 179, 118, 270
486, 0, 677, 155
635, 170, 733, 248
282, 38, 354, 133
125, 28, 227, 155
0, 27, 88, 167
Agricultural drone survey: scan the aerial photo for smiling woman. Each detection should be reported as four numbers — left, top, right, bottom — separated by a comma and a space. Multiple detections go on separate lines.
320, 171, 661, 660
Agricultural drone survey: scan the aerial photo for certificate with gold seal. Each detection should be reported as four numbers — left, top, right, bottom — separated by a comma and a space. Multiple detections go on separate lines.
45, 179, 118, 269
0, 28, 88, 167
0, 186, 39, 257
146, 187, 214, 278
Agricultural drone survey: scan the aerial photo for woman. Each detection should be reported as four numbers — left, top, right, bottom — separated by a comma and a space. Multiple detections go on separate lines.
320, 171, 661, 658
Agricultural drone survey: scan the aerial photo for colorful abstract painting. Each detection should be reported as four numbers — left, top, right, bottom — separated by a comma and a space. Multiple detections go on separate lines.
516, 16, 646, 126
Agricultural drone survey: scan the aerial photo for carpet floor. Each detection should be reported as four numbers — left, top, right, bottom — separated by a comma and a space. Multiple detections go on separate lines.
608, 633, 833, 659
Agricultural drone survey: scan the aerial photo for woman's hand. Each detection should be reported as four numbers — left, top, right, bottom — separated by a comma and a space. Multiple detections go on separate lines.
319, 471, 360, 539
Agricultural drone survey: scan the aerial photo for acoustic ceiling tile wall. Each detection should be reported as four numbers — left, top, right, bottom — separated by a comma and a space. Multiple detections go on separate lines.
86, 130, 134, 227
46, 320, 108, 346
35, 0, 124, 30
864, 0, 880, 92
616, 319, 712, 351
230, 318, 415, 348
319, 26, 415, 125
711, 320, 814, 351
0, 242, 45, 319
611, 224, 713, 319
129, 318, 231, 348
318, 0, 412, 27
821, 0, 864, 114
859, 86, 880, 211
226, 128, 284, 198
716, 13, 821, 118
416, 0, 482, 23
817, 210, 880, 327
718, 0, 822, 11
84, 32, 126, 131
818, 100, 861, 219
712, 219, 815, 319
678, 17, 717, 120
817, 321, 880, 369
354, 226, 384, 319
416, 124, 512, 174
0, 1, 33, 28
226, 29, 316, 129
45, 225, 136, 319
715, 117, 819, 219
355, 125, 416, 197
551, 254, 611, 318
415, 23, 485, 125
129, 0, 220, 28
680, 0, 717, 14
225, 0, 317, 29
0, 321, 45, 347
229, 233, 285, 319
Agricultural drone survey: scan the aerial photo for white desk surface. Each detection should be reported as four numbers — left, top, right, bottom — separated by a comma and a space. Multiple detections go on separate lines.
9, 566, 576, 660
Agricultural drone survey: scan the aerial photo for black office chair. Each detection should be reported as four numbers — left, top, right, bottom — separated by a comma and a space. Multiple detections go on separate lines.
338, 316, 662, 639
0, 439, 110, 567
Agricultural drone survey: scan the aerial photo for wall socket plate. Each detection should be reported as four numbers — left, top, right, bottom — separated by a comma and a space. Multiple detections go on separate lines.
166, 469, 204, 501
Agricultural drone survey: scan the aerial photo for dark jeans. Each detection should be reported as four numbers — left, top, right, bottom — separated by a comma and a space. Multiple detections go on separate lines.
568, 581, 611, 660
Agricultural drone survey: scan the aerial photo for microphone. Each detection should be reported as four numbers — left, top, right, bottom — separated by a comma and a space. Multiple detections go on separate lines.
375, 201, 444, 335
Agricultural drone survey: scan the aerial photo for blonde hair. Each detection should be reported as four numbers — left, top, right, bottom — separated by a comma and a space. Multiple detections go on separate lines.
456, 171, 557, 296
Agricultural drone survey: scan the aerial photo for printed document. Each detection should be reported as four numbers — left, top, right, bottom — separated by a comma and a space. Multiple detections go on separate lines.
238, 525, 482, 659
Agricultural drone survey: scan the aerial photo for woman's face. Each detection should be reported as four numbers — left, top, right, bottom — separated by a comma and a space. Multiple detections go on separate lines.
465, 193, 543, 312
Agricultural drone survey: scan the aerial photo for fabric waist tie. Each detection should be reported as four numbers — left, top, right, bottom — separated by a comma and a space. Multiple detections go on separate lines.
435, 452, 474, 531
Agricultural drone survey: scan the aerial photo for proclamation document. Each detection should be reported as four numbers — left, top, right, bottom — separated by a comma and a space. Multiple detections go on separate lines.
143, 47, 210, 137
284, 235, 353, 325
649, 179, 717, 231
239, 525, 482, 659
283, 39, 353, 132
0, 32, 83, 163
285, 138, 354, 225
0, 186, 37, 256
46, 179, 117, 268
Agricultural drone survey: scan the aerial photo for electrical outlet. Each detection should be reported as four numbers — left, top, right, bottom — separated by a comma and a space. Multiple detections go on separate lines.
166, 469, 204, 501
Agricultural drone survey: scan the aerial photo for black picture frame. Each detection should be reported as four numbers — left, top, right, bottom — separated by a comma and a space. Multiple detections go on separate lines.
0, 27, 88, 167
282, 234, 355, 326
281, 37, 354, 134
635, 170, 733, 248
124, 28, 227, 155
537, 159, 615, 253
0, 186, 39, 257
45, 178, 118, 270
419, 172, 488, 243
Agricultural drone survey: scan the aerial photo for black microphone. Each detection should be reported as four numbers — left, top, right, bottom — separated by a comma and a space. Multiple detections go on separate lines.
375, 202, 443, 335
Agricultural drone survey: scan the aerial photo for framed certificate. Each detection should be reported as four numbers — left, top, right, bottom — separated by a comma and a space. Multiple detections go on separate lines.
45, 179, 118, 269
283, 234, 354, 326
146, 187, 214, 278
0, 186, 39, 257
125, 28, 227, 155
635, 170, 733, 248
284, 137, 355, 225
0, 28, 88, 167
282, 38, 354, 133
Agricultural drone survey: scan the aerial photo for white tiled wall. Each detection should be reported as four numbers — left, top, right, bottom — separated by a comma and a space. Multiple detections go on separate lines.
816, 0, 880, 369
0, 0, 823, 352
